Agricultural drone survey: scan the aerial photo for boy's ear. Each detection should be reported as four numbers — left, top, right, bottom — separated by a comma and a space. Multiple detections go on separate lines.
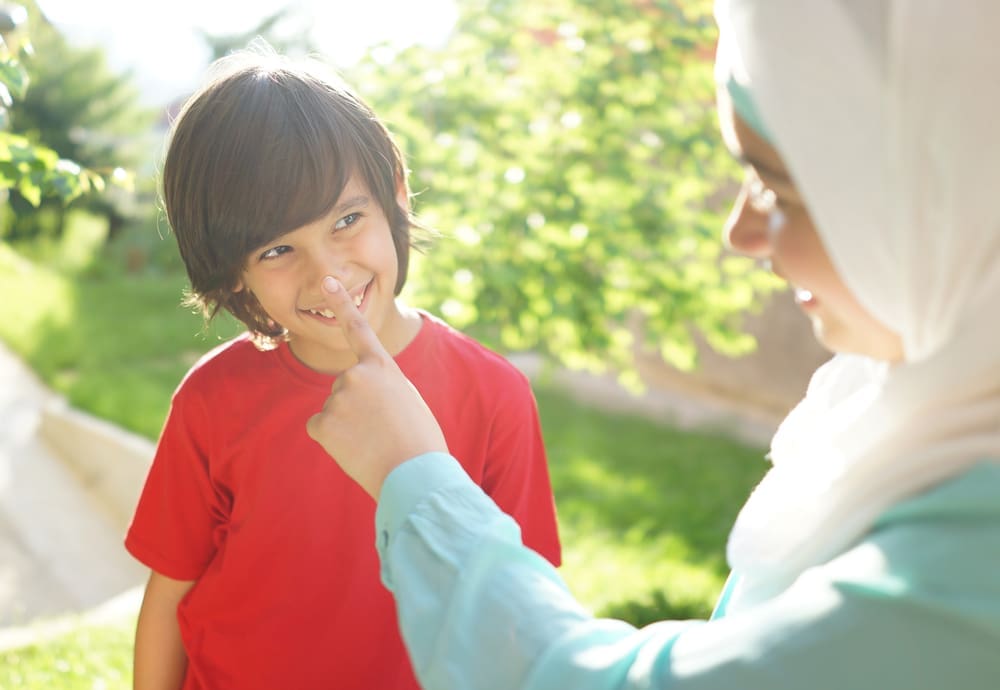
395, 176, 410, 213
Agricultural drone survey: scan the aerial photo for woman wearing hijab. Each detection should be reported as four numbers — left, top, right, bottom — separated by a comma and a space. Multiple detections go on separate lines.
305, 1, 1000, 687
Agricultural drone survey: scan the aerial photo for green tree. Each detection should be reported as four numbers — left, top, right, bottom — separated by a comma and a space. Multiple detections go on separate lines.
351, 0, 779, 384
3, 0, 149, 242
198, 6, 318, 63
0, 2, 109, 234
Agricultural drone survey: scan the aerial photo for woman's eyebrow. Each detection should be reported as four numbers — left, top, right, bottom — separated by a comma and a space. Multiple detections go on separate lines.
734, 153, 802, 203
735, 151, 789, 184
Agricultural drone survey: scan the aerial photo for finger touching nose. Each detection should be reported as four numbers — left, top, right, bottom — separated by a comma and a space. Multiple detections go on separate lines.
320, 276, 389, 363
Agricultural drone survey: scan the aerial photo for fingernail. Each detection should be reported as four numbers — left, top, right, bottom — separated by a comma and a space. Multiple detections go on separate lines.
322, 276, 340, 293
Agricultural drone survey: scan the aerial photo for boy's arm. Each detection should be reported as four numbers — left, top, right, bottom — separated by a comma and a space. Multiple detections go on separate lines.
134, 570, 196, 690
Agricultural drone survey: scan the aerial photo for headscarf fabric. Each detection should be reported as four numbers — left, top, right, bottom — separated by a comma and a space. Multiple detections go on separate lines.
715, 0, 1000, 609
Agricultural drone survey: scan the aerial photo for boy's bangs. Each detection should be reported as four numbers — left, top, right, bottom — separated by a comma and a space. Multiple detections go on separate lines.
217, 76, 359, 260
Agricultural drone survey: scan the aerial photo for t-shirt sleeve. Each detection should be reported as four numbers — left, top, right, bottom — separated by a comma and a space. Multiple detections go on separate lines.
479, 371, 561, 566
124, 382, 228, 581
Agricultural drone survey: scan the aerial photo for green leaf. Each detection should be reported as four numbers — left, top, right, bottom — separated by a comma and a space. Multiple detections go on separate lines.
17, 175, 40, 205
0, 57, 27, 101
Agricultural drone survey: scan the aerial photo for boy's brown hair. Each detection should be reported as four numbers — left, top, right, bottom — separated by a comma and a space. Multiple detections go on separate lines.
162, 50, 417, 346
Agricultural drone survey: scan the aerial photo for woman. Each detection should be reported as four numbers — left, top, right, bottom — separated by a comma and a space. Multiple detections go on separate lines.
306, 1, 1000, 687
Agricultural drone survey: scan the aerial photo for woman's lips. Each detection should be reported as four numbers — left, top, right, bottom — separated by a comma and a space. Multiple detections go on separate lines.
794, 287, 817, 309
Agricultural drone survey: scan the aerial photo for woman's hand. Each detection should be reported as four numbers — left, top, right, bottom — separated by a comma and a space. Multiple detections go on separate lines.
306, 276, 448, 499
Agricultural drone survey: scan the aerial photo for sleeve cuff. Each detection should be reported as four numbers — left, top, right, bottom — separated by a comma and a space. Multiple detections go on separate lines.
375, 452, 473, 542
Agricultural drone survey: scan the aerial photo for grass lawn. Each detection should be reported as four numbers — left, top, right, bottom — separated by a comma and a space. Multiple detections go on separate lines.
0, 614, 137, 690
0, 218, 768, 685
0, 217, 244, 439
539, 386, 766, 624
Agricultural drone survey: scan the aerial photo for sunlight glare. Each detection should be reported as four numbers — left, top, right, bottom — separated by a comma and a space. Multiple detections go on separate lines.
37, 0, 457, 104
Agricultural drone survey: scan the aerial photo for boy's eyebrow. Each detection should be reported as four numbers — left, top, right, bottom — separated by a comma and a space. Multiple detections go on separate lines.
333, 195, 370, 214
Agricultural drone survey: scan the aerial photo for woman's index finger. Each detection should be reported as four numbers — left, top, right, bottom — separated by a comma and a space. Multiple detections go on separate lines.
321, 276, 388, 363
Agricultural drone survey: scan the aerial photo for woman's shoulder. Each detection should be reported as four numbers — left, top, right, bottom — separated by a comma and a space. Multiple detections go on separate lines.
740, 463, 1000, 686
877, 460, 1000, 526
835, 460, 1000, 615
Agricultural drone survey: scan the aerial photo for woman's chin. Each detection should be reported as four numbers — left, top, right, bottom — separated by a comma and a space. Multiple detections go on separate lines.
811, 318, 904, 362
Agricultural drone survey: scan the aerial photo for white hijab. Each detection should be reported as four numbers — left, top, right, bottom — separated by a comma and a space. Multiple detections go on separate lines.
716, 0, 1000, 610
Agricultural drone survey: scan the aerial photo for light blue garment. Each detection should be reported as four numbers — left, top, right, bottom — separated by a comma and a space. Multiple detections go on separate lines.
726, 75, 773, 142
376, 453, 1000, 689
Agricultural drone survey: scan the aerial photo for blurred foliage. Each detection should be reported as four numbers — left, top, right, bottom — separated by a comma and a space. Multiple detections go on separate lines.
2, 0, 150, 243
0, 223, 243, 439
0, 3, 111, 228
537, 384, 766, 619
350, 0, 781, 384
198, 6, 319, 63
0, 613, 135, 689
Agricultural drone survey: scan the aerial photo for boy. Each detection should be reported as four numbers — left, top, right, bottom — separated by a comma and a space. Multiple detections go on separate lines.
126, 50, 561, 690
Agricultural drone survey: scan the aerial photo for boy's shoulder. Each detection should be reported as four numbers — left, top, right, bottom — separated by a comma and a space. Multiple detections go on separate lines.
417, 311, 530, 384
175, 332, 276, 394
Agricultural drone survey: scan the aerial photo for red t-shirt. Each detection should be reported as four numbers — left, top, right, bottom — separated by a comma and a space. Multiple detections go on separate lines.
126, 313, 561, 690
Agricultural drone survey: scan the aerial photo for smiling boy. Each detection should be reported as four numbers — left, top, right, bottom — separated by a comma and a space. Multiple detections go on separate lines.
236, 176, 422, 375
125, 50, 561, 690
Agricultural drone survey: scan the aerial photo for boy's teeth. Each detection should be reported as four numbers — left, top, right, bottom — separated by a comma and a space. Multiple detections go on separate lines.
307, 288, 362, 318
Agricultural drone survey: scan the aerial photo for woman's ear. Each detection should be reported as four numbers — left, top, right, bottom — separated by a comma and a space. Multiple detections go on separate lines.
233, 279, 244, 293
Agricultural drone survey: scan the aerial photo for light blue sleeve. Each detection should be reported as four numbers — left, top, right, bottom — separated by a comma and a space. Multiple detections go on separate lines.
375, 453, 1000, 690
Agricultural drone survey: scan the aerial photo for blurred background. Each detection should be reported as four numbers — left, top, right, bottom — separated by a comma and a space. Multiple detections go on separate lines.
0, 0, 829, 686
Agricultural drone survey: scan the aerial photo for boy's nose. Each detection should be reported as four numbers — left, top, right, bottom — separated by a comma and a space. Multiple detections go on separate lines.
722, 187, 774, 259
305, 247, 349, 286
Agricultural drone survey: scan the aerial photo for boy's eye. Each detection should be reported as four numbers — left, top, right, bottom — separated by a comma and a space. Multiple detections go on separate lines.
259, 245, 292, 261
334, 212, 361, 230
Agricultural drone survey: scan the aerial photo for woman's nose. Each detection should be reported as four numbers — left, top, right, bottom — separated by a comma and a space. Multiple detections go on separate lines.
723, 187, 774, 259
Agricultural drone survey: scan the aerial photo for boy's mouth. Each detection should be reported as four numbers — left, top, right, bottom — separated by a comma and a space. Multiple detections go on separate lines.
305, 281, 368, 319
